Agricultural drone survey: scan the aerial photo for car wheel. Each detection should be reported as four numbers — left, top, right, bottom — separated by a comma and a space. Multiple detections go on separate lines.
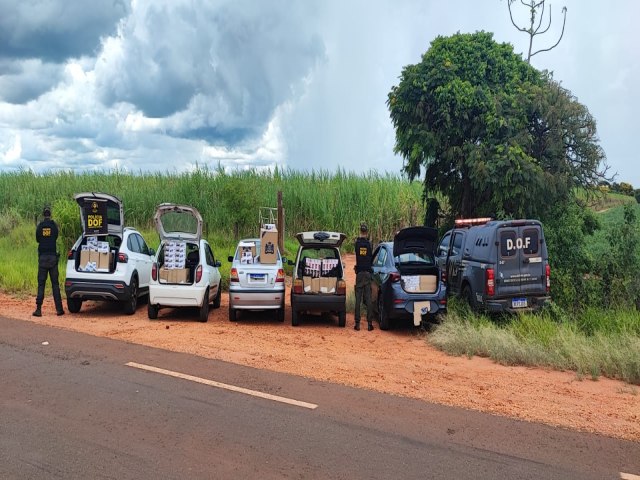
123, 277, 138, 315
462, 284, 477, 311
213, 285, 222, 309
338, 311, 346, 328
291, 308, 300, 326
67, 298, 82, 313
229, 307, 237, 322
378, 293, 390, 331
199, 290, 210, 322
148, 303, 159, 320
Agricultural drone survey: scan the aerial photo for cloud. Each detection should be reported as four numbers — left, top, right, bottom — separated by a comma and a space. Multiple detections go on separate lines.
94, 0, 325, 147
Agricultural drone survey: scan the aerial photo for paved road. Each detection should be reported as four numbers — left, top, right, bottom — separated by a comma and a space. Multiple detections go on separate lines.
1, 316, 638, 479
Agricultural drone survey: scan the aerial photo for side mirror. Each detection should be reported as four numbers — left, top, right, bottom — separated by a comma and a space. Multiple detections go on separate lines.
149, 248, 155, 256
281, 257, 287, 264
227, 255, 234, 262
287, 259, 295, 266
215, 261, 222, 268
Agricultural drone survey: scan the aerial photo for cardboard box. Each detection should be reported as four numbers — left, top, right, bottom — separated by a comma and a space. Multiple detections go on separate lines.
97, 251, 111, 271
79, 250, 91, 269
419, 275, 437, 293
320, 277, 336, 294
159, 267, 170, 282
260, 228, 278, 264
303, 276, 313, 292
239, 241, 257, 258
311, 277, 320, 294
413, 301, 431, 326
169, 268, 189, 284
89, 250, 100, 265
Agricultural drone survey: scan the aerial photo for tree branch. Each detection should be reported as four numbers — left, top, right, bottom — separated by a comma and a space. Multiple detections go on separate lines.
531, 6, 567, 58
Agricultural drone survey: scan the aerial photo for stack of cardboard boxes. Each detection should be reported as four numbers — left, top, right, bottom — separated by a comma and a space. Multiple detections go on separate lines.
159, 241, 189, 284
79, 236, 112, 272
239, 241, 257, 264
259, 224, 278, 264
302, 258, 338, 294
401, 275, 438, 294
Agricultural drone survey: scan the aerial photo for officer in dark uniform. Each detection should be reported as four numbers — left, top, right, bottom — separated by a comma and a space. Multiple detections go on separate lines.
354, 222, 374, 331
34, 206, 64, 317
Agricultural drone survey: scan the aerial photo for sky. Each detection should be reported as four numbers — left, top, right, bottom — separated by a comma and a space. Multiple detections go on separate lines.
0, 0, 638, 185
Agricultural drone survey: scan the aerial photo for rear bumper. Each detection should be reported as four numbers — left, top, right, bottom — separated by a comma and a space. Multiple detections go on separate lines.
65, 277, 132, 302
291, 293, 346, 313
149, 283, 207, 307
388, 297, 447, 321
485, 295, 550, 313
229, 287, 285, 309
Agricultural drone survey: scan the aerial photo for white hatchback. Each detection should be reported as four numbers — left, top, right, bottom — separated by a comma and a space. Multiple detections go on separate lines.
147, 204, 222, 322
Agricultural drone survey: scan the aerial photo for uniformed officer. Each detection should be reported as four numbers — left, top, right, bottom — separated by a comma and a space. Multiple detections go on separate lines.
354, 222, 374, 331
34, 206, 64, 317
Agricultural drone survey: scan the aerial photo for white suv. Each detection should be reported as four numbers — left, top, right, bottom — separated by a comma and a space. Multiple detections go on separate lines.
65, 192, 155, 314
147, 204, 222, 322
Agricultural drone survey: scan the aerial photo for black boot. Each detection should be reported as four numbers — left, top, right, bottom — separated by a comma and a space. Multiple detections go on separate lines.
32, 307, 42, 317
56, 309, 65, 316
367, 322, 374, 331
354, 322, 360, 331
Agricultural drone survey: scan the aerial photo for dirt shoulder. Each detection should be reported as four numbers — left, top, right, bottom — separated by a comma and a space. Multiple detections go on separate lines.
4, 254, 639, 442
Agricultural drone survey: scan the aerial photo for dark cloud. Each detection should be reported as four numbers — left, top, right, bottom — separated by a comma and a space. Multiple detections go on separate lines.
95, 0, 324, 143
0, 0, 129, 62
0, 60, 63, 103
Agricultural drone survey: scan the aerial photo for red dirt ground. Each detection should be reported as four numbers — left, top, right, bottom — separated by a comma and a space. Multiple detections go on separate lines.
4, 254, 638, 441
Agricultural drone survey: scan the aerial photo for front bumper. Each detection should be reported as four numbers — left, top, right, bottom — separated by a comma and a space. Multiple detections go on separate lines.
65, 277, 132, 302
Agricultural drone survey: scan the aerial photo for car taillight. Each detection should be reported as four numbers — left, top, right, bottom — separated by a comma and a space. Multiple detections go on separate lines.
117, 252, 128, 263
485, 268, 495, 296
545, 264, 551, 293
151, 263, 157, 281
336, 280, 346, 295
230, 268, 239, 282
293, 278, 303, 294
276, 268, 285, 283
67, 249, 75, 260
196, 265, 203, 283
389, 272, 401, 283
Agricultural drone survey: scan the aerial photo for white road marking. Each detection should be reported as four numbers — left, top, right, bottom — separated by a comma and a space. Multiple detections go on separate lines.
620, 473, 640, 480
126, 362, 318, 410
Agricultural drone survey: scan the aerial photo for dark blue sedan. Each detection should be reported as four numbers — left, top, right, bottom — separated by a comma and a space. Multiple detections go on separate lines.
371, 227, 447, 330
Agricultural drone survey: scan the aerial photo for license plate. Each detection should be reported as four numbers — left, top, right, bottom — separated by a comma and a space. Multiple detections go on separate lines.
249, 273, 266, 282
512, 298, 528, 308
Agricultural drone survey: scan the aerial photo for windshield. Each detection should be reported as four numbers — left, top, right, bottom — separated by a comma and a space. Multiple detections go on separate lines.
159, 211, 198, 236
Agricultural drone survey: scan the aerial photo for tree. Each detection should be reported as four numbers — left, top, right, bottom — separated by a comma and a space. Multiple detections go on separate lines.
387, 31, 608, 220
507, 0, 567, 63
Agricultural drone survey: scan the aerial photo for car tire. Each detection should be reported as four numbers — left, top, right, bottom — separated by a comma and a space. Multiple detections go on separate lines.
67, 298, 82, 313
378, 293, 390, 330
291, 308, 300, 326
199, 290, 210, 322
463, 284, 477, 311
276, 306, 285, 322
123, 277, 138, 315
148, 303, 159, 320
338, 311, 346, 328
213, 285, 221, 309
229, 307, 237, 322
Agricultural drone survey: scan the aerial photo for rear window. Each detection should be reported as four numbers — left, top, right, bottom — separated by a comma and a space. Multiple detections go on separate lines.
395, 252, 435, 265
500, 229, 540, 257
159, 211, 198, 235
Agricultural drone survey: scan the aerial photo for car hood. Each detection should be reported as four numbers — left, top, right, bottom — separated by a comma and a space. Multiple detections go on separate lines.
393, 226, 438, 257
154, 203, 203, 242
296, 231, 346, 248
74, 192, 124, 237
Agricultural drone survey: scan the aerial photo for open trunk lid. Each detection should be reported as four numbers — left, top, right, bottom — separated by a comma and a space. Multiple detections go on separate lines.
393, 226, 438, 258
74, 192, 124, 238
296, 231, 346, 248
154, 203, 203, 242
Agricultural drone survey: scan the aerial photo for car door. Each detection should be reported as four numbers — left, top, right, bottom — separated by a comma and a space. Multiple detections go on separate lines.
132, 233, 153, 288
371, 245, 390, 305
204, 242, 221, 299
125, 233, 151, 286
446, 231, 465, 294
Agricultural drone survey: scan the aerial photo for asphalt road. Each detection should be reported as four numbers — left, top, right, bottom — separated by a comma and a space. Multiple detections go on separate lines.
1, 316, 638, 480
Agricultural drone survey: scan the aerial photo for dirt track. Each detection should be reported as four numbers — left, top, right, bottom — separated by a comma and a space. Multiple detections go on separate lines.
4, 254, 639, 442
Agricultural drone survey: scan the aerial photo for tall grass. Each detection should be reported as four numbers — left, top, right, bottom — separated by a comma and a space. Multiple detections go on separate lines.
0, 168, 427, 251
430, 300, 640, 385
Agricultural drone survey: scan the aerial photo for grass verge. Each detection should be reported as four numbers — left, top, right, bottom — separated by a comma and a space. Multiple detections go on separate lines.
429, 300, 640, 385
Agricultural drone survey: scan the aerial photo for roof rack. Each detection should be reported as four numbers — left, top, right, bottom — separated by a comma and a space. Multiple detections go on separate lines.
454, 217, 492, 227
